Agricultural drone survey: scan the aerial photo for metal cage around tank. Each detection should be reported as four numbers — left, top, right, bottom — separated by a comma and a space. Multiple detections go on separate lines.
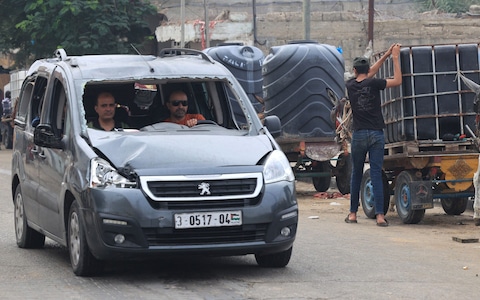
377, 43, 478, 143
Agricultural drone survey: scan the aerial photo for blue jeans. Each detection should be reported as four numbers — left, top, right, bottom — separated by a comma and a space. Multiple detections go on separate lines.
350, 129, 385, 215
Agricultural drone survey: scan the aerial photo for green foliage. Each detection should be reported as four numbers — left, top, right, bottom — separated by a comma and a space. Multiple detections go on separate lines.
414, 0, 480, 13
0, 0, 157, 68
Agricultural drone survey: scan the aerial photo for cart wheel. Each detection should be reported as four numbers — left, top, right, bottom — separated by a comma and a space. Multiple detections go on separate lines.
335, 153, 352, 195
312, 161, 331, 192
441, 198, 468, 215
394, 170, 425, 224
360, 169, 390, 218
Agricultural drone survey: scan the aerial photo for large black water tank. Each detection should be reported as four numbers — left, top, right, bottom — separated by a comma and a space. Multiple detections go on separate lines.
378, 43, 478, 143
204, 44, 264, 113
262, 41, 345, 139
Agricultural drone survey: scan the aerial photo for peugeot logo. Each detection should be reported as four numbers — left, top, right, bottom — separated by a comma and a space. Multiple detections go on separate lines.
198, 182, 211, 195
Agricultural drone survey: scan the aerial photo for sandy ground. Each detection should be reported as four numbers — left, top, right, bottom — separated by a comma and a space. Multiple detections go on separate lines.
295, 179, 479, 238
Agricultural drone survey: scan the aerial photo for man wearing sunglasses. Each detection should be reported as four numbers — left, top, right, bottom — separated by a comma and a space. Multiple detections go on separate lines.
164, 90, 205, 127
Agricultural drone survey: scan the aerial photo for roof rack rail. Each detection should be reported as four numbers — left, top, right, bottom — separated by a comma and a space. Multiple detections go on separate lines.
54, 49, 67, 61
158, 48, 214, 64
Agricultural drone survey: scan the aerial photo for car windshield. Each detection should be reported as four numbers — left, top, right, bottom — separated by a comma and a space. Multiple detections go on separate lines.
81, 79, 251, 132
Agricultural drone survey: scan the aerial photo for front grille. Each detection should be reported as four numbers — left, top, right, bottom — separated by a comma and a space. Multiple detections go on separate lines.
150, 197, 261, 210
139, 173, 263, 201
143, 224, 268, 246
148, 178, 257, 197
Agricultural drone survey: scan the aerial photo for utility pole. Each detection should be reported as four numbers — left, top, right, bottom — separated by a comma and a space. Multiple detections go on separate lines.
204, 0, 210, 48
181, 0, 185, 47
368, 0, 374, 48
303, 0, 311, 40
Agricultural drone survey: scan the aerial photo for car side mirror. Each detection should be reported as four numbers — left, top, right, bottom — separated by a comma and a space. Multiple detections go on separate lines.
34, 124, 63, 149
263, 115, 282, 138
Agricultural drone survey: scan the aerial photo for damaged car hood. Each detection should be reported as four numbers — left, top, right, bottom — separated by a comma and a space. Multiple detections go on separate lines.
88, 130, 274, 170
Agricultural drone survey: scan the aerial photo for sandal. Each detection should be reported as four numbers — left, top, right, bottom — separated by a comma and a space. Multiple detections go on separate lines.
344, 215, 357, 224
376, 219, 389, 227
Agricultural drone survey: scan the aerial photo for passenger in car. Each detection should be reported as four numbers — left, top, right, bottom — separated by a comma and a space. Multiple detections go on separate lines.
164, 90, 205, 127
88, 92, 126, 131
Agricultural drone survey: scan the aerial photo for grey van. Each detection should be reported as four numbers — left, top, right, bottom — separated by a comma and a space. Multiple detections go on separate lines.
11, 49, 298, 276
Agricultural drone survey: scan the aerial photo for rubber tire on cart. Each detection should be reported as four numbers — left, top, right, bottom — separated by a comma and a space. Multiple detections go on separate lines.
335, 153, 352, 195
440, 198, 468, 215
255, 247, 292, 268
360, 168, 390, 218
14, 185, 46, 248
394, 170, 425, 224
68, 200, 104, 276
312, 161, 331, 192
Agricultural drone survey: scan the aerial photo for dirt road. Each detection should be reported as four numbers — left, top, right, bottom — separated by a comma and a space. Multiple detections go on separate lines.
296, 179, 479, 242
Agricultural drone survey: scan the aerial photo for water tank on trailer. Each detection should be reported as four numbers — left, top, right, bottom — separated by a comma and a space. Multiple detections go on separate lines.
204, 43, 264, 113
378, 43, 478, 143
262, 41, 345, 139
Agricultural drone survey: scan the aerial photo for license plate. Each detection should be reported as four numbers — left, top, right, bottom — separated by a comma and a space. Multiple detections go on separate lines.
174, 211, 242, 229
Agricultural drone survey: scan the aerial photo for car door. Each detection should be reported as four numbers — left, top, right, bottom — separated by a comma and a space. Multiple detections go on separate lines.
35, 72, 70, 238
15, 75, 49, 227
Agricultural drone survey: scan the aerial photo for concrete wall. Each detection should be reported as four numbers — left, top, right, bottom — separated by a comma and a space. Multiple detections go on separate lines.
153, 0, 480, 69
256, 11, 480, 69
153, 0, 416, 18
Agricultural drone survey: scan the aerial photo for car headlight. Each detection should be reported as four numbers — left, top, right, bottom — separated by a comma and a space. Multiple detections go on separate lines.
263, 150, 295, 184
89, 157, 137, 188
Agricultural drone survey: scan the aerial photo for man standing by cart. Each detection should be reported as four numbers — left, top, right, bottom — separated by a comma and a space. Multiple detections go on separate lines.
344, 43, 402, 226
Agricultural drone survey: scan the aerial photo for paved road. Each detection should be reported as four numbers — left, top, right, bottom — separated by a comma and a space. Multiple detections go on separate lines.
0, 149, 479, 299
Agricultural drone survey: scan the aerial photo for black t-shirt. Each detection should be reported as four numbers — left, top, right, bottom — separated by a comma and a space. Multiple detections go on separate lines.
346, 77, 387, 131
89, 119, 125, 131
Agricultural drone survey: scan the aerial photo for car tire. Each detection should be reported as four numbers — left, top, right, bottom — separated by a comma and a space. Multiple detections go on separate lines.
14, 185, 45, 248
68, 200, 104, 276
255, 247, 292, 268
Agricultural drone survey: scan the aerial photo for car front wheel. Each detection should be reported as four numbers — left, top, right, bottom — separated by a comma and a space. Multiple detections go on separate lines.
255, 247, 292, 268
68, 200, 104, 276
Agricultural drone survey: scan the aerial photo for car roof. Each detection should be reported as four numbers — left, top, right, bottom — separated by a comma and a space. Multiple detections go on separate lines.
27, 48, 235, 81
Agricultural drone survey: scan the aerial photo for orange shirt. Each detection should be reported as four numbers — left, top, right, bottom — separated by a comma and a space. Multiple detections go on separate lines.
164, 114, 205, 126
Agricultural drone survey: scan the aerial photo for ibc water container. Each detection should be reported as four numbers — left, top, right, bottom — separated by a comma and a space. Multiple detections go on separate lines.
262, 41, 345, 139
204, 44, 264, 113
379, 43, 478, 142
